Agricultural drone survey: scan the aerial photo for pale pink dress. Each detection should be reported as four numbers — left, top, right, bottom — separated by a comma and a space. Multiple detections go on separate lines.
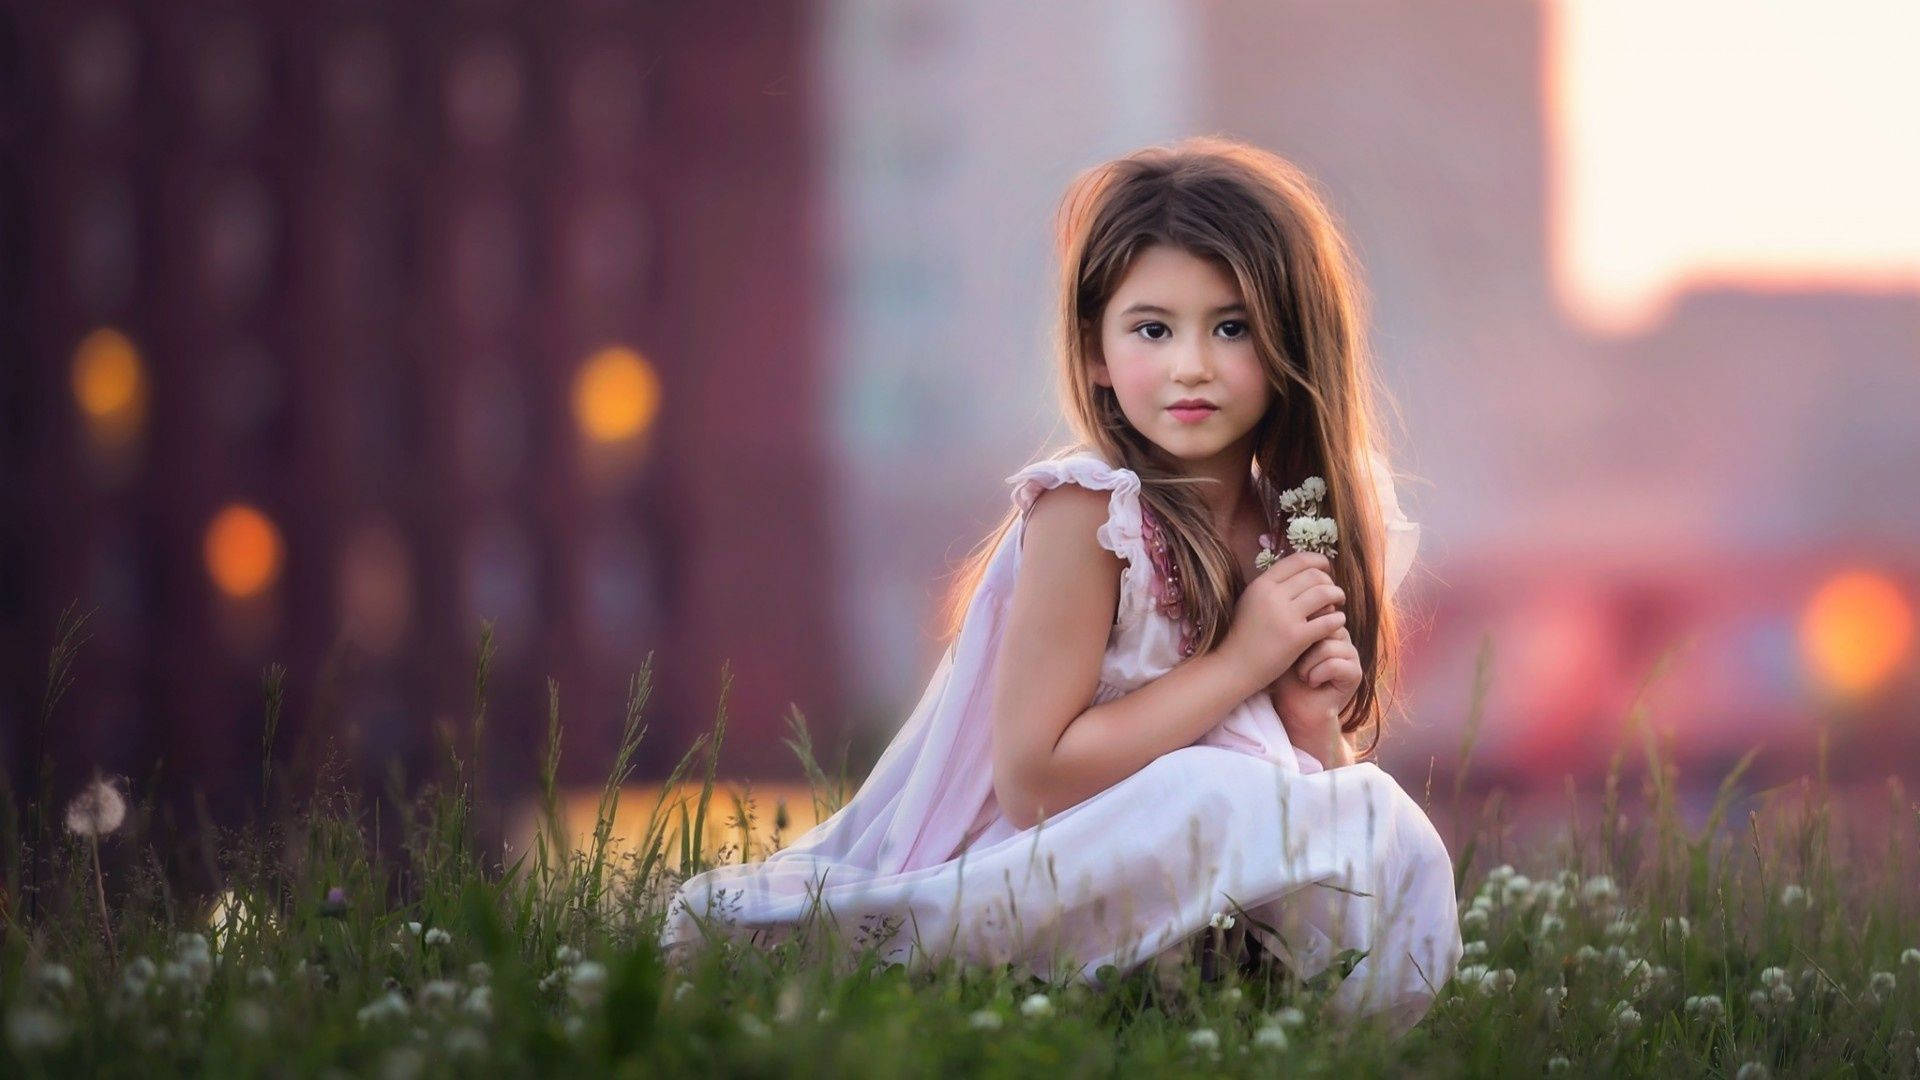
659, 449, 1461, 1037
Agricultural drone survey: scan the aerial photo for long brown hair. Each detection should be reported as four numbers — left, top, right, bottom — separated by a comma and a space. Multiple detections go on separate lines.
937, 135, 1416, 759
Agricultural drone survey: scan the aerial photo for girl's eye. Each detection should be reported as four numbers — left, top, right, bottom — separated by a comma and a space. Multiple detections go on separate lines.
1134, 320, 1249, 341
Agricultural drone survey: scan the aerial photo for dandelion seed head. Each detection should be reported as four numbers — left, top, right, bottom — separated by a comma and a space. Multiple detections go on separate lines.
64, 776, 128, 837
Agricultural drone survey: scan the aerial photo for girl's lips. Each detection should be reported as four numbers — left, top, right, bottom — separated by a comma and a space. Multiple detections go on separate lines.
1168, 405, 1218, 423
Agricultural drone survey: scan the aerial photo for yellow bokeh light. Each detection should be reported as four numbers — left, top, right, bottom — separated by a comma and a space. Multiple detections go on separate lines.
204, 504, 285, 600
571, 345, 660, 443
71, 327, 147, 442
1799, 570, 1913, 699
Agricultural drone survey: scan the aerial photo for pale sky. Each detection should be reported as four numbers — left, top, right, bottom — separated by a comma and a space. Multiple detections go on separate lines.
1546, 0, 1920, 336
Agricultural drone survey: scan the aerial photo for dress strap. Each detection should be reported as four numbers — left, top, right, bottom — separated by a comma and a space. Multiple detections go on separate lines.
1005, 452, 1154, 631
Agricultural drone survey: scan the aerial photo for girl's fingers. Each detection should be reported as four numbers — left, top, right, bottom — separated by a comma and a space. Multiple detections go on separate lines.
1310, 657, 1360, 688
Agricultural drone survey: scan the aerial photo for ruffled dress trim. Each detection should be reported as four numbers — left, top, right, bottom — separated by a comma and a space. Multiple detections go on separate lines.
1006, 453, 1154, 629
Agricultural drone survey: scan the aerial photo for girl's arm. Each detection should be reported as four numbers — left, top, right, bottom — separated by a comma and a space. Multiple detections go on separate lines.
990, 486, 1270, 830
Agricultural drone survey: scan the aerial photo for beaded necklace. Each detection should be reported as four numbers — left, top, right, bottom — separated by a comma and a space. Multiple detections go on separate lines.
1138, 472, 1284, 659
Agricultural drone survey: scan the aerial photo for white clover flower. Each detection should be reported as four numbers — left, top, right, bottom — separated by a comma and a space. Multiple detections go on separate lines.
1605, 916, 1639, 940
462, 986, 492, 1021
569, 961, 608, 1007
357, 992, 410, 1025
1735, 1063, 1770, 1080
34, 964, 74, 993
1547, 1056, 1571, 1073
1532, 881, 1567, 909
467, 962, 491, 985
1779, 884, 1808, 910
1470, 894, 1495, 913
1222, 986, 1243, 1004
7, 1006, 70, 1051
1020, 993, 1054, 1019
1574, 946, 1602, 965
445, 1028, 487, 1056
1759, 966, 1788, 989
738, 1014, 771, 1038
419, 980, 461, 1008
1208, 911, 1235, 931
1188, 1028, 1220, 1052
1538, 915, 1565, 936
1457, 964, 1488, 987
422, 928, 451, 947
816, 1007, 833, 1023
553, 945, 583, 966
774, 980, 806, 1025
1611, 1003, 1641, 1030
1620, 957, 1654, 993
1749, 988, 1770, 1011
1662, 916, 1690, 938
1286, 517, 1338, 554
1461, 908, 1490, 935
125, 956, 157, 985
65, 776, 128, 837
1581, 875, 1617, 904
1503, 876, 1534, 905
1462, 941, 1488, 960
1300, 476, 1327, 501
1272, 1006, 1306, 1028
1543, 985, 1567, 1007
968, 1009, 1002, 1030
232, 999, 271, 1038
1603, 945, 1632, 967
405, 921, 423, 937
174, 932, 211, 958
1868, 971, 1897, 1003
537, 970, 565, 993
1902, 948, 1920, 968
1684, 994, 1726, 1021
671, 981, 694, 1003
1253, 1024, 1289, 1050
1479, 968, 1517, 995
1770, 982, 1795, 1005
246, 966, 276, 990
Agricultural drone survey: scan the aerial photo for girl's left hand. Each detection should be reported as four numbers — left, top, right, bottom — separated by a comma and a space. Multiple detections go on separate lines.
1267, 624, 1363, 763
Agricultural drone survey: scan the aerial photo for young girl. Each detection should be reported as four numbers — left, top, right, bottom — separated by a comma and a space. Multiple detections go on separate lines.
660, 136, 1462, 1037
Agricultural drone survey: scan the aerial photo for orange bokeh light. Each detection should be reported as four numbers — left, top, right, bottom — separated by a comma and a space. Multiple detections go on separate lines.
71, 327, 148, 444
204, 504, 285, 600
571, 345, 660, 443
1799, 570, 1913, 699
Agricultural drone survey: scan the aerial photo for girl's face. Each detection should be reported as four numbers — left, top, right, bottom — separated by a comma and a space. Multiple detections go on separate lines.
1090, 244, 1271, 468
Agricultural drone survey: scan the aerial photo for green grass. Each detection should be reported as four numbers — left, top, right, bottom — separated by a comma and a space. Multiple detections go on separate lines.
2, 609, 1917, 1077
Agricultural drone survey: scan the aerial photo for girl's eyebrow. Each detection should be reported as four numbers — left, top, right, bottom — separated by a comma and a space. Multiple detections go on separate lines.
1118, 302, 1248, 317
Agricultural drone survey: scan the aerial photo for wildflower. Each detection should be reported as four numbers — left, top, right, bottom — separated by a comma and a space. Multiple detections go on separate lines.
1221, 986, 1243, 1004
445, 1028, 487, 1056
1749, 989, 1770, 1012
1871, 971, 1897, 996
247, 966, 276, 990
1461, 908, 1489, 935
1020, 993, 1054, 1019
1538, 914, 1565, 936
405, 921, 423, 937
968, 1009, 1003, 1030
1902, 948, 1920, 969
65, 775, 128, 837
1603, 945, 1632, 967
1253, 1024, 1289, 1050
381, 1046, 425, 1080
33, 964, 74, 993
774, 980, 805, 1024
1684, 993, 1726, 1021
553, 945, 583, 966
1621, 957, 1655, 995
1532, 881, 1567, 909
1470, 894, 1495, 913
1543, 985, 1567, 1007
418, 980, 461, 1008
357, 992, 410, 1025
1188, 1027, 1221, 1052
1662, 916, 1690, 938
467, 962, 492, 985
1300, 476, 1327, 501
1547, 1056, 1571, 1073
1479, 968, 1517, 994
738, 1013, 771, 1038
1778, 884, 1808, 909
1502, 876, 1534, 905
569, 961, 608, 1007
671, 981, 694, 1002
125, 956, 157, 985
1286, 516, 1338, 555
1735, 1064, 1769, 1080
1770, 982, 1795, 1006
1456, 964, 1488, 987
1758, 966, 1788, 989
1605, 916, 1639, 940
1581, 875, 1617, 904
6, 1006, 70, 1051
422, 928, 451, 947
1208, 911, 1235, 931
1611, 1003, 1641, 1030
562, 1015, 585, 1040
1271, 1006, 1306, 1028
1574, 945, 1602, 965
320, 887, 348, 917
817, 1007, 833, 1022
1462, 941, 1488, 960
232, 1000, 271, 1038
462, 986, 493, 1021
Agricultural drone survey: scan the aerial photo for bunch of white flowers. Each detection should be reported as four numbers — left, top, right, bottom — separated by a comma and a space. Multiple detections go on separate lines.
1256, 476, 1337, 571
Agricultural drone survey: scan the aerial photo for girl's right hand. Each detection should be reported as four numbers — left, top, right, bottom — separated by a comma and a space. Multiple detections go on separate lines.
1219, 551, 1347, 689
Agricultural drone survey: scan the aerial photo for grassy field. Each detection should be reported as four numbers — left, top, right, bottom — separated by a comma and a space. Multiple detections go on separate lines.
2, 612, 1917, 1077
